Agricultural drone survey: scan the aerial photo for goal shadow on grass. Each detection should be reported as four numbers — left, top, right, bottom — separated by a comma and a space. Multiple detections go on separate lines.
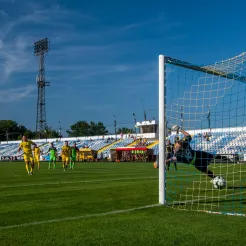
175, 198, 246, 205
227, 186, 246, 190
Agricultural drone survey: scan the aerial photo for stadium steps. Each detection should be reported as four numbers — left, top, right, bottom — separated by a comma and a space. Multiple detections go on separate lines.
38, 142, 49, 148
127, 140, 139, 147
147, 140, 159, 149
98, 139, 122, 153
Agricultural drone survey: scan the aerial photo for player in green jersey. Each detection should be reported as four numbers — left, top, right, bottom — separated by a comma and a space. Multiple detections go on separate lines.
46, 143, 58, 169
70, 142, 79, 169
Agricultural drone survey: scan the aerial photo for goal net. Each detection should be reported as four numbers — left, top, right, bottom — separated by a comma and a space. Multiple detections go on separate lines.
159, 53, 246, 216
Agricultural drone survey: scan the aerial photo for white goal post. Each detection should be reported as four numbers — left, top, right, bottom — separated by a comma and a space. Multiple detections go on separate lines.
158, 55, 166, 205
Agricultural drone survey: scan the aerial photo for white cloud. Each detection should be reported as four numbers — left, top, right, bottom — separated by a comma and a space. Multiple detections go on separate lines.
0, 3, 98, 84
121, 16, 163, 31
0, 3, 183, 90
0, 5, 68, 39
0, 5, 69, 83
0, 37, 30, 84
46, 64, 128, 76
0, 85, 35, 102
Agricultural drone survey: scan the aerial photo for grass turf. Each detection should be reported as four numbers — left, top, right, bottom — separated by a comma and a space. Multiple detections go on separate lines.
0, 161, 245, 246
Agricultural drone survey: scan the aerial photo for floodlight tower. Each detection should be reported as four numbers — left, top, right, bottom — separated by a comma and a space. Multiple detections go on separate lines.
34, 38, 50, 138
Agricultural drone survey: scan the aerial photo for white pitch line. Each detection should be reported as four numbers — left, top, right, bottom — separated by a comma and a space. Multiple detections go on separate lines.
0, 173, 204, 189
0, 173, 201, 189
0, 204, 161, 230
0, 176, 158, 189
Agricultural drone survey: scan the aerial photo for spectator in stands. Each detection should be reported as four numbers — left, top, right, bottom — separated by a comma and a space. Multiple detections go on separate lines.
203, 132, 210, 141
237, 149, 243, 163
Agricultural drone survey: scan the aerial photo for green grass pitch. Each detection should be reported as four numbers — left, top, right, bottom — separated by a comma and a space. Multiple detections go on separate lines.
0, 161, 245, 246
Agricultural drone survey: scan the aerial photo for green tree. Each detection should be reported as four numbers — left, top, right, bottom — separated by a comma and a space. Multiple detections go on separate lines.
117, 127, 134, 134
0, 120, 28, 141
43, 126, 59, 138
23, 130, 35, 139
67, 121, 108, 137
34, 126, 60, 139
89, 121, 108, 136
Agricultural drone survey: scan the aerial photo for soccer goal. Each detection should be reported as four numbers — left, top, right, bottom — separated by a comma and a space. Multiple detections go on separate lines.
159, 53, 246, 216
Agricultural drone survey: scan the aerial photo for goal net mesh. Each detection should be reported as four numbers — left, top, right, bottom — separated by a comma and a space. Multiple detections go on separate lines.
164, 53, 246, 216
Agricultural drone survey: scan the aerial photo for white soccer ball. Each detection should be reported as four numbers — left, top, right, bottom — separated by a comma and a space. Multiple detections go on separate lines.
212, 176, 226, 189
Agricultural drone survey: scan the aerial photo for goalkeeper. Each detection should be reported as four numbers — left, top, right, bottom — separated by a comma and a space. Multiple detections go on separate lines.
167, 125, 215, 180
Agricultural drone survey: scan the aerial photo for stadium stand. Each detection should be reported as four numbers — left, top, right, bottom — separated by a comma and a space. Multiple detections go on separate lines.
98, 138, 135, 159
2, 130, 245, 161
127, 140, 139, 147
147, 140, 159, 149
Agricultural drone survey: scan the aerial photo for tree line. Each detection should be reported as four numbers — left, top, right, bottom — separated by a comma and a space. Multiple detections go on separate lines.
0, 120, 134, 141
0, 120, 59, 141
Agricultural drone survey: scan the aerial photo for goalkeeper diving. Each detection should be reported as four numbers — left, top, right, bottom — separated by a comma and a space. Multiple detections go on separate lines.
157, 125, 223, 183
167, 125, 219, 181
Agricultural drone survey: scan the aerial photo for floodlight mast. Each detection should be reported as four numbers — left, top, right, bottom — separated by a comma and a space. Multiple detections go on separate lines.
34, 38, 50, 139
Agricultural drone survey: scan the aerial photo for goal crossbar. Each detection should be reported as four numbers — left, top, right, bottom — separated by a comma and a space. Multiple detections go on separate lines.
166, 55, 246, 83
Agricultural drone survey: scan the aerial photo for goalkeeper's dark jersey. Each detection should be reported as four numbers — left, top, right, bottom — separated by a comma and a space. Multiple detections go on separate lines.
166, 143, 174, 154
174, 135, 194, 164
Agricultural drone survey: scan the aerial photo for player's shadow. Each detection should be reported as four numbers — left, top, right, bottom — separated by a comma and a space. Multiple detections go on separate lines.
227, 186, 246, 190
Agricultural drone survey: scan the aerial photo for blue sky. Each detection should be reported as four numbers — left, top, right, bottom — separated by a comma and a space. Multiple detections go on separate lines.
0, 0, 246, 135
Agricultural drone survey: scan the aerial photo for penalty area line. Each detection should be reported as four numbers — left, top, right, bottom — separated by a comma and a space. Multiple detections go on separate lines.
0, 204, 161, 230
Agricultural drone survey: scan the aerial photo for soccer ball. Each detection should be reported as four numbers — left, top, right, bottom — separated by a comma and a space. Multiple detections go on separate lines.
212, 176, 226, 189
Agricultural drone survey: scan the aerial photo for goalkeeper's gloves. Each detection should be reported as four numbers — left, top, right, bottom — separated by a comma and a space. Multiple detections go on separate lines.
171, 125, 180, 132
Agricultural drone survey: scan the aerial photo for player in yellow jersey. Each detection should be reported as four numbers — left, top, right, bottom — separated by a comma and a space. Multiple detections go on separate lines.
61, 141, 71, 171
18, 136, 36, 175
33, 145, 41, 169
